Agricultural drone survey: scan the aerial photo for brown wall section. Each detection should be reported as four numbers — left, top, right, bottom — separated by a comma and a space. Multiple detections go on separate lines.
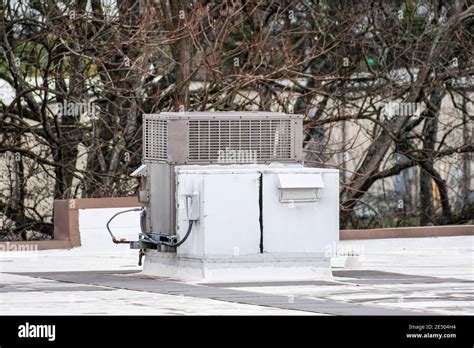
53, 200, 71, 241
1, 196, 472, 251
73, 197, 140, 209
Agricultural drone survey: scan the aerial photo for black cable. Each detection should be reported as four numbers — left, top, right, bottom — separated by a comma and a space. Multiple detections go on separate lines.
164, 194, 196, 247
106, 208, 142, 243
106, 207, 194, 248
140, 208, 146, 233
164, 220, 194, 247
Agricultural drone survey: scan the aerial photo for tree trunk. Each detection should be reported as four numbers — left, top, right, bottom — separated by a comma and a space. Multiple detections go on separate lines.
419, 86, 444, 225
169, 0, 194, 110
461, 94, 471, 204
419, 167, 435, 225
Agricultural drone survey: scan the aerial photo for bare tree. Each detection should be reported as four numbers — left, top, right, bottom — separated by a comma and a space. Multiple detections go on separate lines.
0, 0, 472, 240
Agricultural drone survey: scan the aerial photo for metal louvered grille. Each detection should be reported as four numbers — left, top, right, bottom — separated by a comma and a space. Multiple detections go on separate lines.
144, 117, 168, 162
188, 119, 292, 162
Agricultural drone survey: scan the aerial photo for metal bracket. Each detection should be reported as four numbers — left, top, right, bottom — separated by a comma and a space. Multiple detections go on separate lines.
130, 233, 179, 249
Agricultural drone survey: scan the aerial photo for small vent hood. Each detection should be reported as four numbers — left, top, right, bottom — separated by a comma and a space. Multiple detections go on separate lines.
277, 173, 324, 203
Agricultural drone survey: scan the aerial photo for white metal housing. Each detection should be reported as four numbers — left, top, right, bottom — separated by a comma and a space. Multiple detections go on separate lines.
174, 164, 339, 257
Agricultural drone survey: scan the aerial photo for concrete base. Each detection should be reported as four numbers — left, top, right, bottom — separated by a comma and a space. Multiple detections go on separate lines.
142, 251, 333, 282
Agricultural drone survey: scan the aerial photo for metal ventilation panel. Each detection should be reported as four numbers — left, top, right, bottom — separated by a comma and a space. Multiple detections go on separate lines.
144, 116, 168, 162
142, 112, 303, 164
188, 119, 293, 162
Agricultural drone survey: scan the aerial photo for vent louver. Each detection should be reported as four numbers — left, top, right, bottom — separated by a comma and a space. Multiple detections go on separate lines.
143, 112, 302, 164
188, 119, 292, 162
144, 118, 168, 162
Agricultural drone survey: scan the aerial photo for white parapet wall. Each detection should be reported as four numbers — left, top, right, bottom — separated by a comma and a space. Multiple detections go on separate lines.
79, 207, 140, 255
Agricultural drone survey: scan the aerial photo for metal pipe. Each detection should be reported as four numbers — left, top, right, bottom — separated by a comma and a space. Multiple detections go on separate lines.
106, 208, 142, 244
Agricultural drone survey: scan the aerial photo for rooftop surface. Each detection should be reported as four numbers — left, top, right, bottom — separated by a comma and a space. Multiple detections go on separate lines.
1, 235, 472, 315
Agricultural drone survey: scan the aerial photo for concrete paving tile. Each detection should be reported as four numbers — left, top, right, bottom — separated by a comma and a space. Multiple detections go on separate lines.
1, 235, 472, 315
7, 270, 422, 315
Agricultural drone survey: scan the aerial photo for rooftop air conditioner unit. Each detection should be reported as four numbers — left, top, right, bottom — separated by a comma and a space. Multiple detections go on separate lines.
118, 112, 338, 282
136, 112, 304, 241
